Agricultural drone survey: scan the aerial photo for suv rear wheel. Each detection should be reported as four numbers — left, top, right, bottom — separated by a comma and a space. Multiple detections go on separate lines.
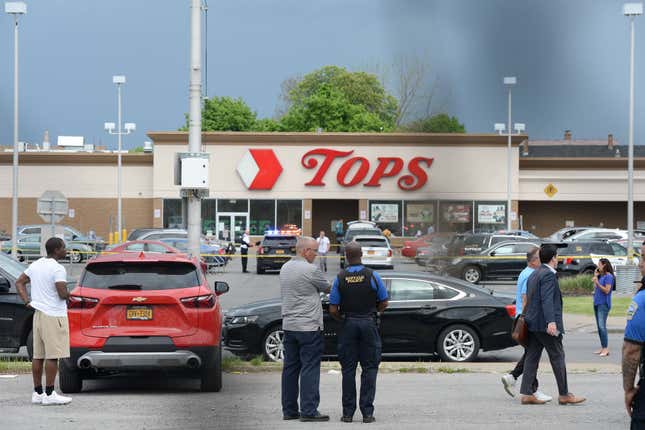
59, 359, 83, 393
462, 265, 482, 283
200, 345, 222, 392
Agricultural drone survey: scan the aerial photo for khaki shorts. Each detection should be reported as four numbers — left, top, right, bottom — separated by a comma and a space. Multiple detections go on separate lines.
32, 310, 70, 360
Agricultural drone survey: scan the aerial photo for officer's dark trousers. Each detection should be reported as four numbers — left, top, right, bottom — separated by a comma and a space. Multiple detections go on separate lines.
240, 248, 248, 272
338, 317, 382, 418
281, 330, 324, 417
632, 382, 645, 429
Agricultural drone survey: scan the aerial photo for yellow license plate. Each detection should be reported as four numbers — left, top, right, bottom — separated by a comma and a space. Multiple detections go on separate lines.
367, 250, 375, 255
275, 250, 285, 254
126, 306, 153, 320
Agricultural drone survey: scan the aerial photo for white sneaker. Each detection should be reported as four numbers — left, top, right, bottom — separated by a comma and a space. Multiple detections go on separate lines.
534, 390, 553, 402
31, 392, 44, 404
41, 391, 72, 406
501, 373, 516, 397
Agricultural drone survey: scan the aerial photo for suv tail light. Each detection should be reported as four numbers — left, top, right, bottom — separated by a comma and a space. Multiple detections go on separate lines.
258, 247, 264, 255
388, 249, 392, 257
505, 304, 516, 318
68, 295, 99, 309
180, 294, 215, 308
564, 257, 578, 265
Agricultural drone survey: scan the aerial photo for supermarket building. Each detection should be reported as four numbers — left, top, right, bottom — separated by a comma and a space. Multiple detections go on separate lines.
1, 131, 644, 242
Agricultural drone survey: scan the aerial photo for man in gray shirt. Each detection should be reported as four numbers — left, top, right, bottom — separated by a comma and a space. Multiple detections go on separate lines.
280, 236, 331, 422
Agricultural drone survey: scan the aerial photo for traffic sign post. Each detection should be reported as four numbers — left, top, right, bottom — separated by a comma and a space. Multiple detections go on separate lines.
37, 190, 68, 238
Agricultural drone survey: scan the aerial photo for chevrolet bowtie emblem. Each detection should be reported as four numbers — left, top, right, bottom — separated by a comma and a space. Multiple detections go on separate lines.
132, 297, 147, 303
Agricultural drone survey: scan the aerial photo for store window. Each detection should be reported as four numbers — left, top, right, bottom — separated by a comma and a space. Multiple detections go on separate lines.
202, 199, 217, 234
250, 200, 275, 235
369, 200, 402, 236
277, 200, 302, 228
404, 201, 435, 237
475, 201, 506, 233
163, 199, 182, 228
217, 199, 248, 213
438, 201, 473, 233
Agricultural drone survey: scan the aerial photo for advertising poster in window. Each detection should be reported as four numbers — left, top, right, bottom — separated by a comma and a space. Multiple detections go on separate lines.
406, 204, 434, 223
442, 204, 471, 223
478, 204, 506, 224
370, 203, 399, 223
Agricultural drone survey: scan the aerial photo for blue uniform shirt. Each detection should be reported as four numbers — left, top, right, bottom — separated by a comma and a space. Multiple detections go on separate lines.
515, 266, 535, 315
625, 289, 645, 344
329, 265, 389, 305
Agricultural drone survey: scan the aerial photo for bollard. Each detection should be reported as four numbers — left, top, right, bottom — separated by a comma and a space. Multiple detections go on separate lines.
122, 229, 127, 243
108, 232, 114, 245
616, 264, 641, 295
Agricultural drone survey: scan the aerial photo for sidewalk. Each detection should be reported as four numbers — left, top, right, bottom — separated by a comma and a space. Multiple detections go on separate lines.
564, 312, 626, 334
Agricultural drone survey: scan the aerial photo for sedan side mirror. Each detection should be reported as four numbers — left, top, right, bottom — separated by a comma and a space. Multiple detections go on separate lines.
255, 241, 261, 246
0, 277, 10, 293
214, 281, 229, 295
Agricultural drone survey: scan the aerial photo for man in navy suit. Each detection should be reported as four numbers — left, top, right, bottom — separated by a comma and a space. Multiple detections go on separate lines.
519, 244, 586, 405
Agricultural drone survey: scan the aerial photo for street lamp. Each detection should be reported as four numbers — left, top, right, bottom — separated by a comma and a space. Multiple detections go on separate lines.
625, 3, 642, 262
496, 76, 521, 231
5, 1, 26, 259
104, 75, 136, 243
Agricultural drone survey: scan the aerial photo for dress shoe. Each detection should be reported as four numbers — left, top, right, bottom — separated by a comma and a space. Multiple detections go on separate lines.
363, 416, 376, 423
558, 393, 586, 405
340, 416, 353, 423
283, 414, 300, 420
521, 394, 547, 405
299, 413, 330, 422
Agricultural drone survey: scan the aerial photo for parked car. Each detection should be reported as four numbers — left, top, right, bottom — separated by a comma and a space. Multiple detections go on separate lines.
60, 252, 229, 393
17, 224, 106, 252
494, 230, 540, 239
159, 238, 227, 271
402, 234, 433, 258
352, 235, 393, 269
444, 233, 527, 257
106, 240, 181, 255
557, 240, 638, 277
0, 253, 33, 358
223, 271, 516, 362
564, 228, 645, 243
1, 234, 93, 264
445, 240, 542, 283
339, 225, 384, 268
256, 233, 298, 274
545, 227, 593, 242
126, 229, 159, 241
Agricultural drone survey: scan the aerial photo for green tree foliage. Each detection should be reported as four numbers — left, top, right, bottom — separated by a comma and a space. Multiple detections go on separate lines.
402, 113, 465, 133
280, 66, 398, 132
181, 96, 259, 131
129, 146, 144, 153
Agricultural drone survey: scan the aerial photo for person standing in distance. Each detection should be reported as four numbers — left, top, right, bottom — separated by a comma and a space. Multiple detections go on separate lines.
329, 241, 389, 424
622, 255, 645, 427
520, 244, 585, 405
15, 237, 72, 405
240, 229, 251, 273
316, 230, 330, 272
280, 236, 331, 422
501, 246, 551, 402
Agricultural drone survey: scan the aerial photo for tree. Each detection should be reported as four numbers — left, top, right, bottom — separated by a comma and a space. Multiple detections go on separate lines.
402, 113, 465, 133
278, 66, 398, 132
181, 96, 258, 131
129, 146, 144, 153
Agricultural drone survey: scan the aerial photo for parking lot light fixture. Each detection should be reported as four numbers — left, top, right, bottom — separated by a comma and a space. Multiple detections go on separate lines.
6, 1, 26, 260
494, 123, 506, 134
104, 76, 135, 243
624, 3, 643, 262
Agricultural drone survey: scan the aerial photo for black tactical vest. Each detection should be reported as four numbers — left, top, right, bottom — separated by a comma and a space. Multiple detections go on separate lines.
337, 267, 378, 316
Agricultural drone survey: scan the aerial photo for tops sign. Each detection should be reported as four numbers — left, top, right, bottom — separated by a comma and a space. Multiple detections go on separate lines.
301, 149, 433, 191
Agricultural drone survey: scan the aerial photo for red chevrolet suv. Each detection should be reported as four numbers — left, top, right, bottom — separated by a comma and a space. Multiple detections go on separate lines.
59, 251, 229, 393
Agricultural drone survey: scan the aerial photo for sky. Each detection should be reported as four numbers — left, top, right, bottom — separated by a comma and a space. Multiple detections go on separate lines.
0, 0, 641, 149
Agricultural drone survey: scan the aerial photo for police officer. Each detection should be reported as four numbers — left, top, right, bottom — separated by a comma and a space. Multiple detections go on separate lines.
240, 229, 251, 273
329, 241, 388, 424
624, 256, 645, 428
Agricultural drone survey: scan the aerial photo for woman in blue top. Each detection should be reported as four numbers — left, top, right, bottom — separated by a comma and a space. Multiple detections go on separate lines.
592, 258, 615, 357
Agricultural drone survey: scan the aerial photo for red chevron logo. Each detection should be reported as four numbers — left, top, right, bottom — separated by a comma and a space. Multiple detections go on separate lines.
236, 149, 283, 190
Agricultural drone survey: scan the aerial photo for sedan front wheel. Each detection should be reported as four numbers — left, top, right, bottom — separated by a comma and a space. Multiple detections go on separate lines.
462, 265, 482, 284
437, 324, 480, 362
263, 325, 284, 362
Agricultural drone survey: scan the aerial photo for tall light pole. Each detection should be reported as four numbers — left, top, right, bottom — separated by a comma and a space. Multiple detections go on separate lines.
5, 2, 26, 259
503, 77, 516, 231
494, 118, 526, 232
104, 75, 136, 243
187, 0, 203, 258
624, 3, 642, 263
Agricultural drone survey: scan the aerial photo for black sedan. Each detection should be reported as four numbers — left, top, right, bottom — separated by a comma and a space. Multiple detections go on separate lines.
444, 240, 541, 283
0, 253, 34, 358
223, 271, 517, 363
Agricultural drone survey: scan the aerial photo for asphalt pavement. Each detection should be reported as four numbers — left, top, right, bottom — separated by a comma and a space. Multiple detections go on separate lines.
0, 371, 629, 429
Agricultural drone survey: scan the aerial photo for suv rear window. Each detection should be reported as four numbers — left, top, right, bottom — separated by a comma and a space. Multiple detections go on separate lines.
345, 229, 382, 240
262, 236, 297, 246
355, 238, 388, 247
82, 262, 200, 290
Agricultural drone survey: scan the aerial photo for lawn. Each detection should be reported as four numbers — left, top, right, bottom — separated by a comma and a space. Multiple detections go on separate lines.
562, 296, 632, 317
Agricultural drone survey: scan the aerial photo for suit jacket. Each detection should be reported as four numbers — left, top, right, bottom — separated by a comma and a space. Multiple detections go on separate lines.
524, 264, 564, 334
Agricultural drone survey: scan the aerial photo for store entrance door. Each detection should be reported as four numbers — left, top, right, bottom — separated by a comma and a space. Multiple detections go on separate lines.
216, 213, 248, 243
312, 199, 359, 244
